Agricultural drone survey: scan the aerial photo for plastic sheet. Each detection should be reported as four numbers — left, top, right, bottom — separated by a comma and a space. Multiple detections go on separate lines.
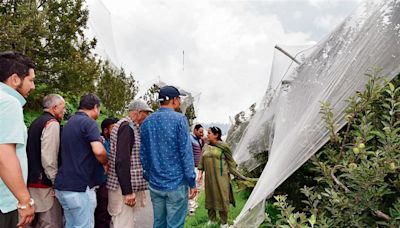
233, 0, 400, 227
233, 45, 315, 171
86, 0, 120, 66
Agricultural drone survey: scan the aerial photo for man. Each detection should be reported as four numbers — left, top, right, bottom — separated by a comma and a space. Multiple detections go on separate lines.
140, 85, 197, 228
27, 94, 65, 228
55, 93, 108, 228
0, 51, 36, 227
188, 124, 205, 215
95, 117, 119, 228
107, 100, 153, 228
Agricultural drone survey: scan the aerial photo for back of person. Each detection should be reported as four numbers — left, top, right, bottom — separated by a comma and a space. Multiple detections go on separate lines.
55, 112, 101, 191
140, 85, 197, 228
141, 108, 190, 190
54, 93, 107, 228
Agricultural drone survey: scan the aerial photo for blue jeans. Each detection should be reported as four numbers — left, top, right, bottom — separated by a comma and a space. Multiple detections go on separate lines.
55, 187, 97, 228
149, 184, 188, 228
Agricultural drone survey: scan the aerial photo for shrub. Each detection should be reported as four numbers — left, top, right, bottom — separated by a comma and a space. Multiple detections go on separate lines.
265, 70, 400, 227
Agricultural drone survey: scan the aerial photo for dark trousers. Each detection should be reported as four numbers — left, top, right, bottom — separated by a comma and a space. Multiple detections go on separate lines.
208, 209, 228, 224
0, 209, 18, 228
94, 183, 111, 228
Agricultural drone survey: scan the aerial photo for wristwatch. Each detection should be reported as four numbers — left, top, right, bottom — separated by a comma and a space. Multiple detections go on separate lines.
17, 198, 35, 210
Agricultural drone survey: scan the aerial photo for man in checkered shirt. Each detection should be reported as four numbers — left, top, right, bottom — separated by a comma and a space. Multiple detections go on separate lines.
106, 100, 153, 227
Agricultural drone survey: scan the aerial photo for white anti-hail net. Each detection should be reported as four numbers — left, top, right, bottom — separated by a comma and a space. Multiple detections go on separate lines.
233, 0, 400, 227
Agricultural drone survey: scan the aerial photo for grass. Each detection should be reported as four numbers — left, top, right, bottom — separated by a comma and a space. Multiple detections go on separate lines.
185, 181, 252, 227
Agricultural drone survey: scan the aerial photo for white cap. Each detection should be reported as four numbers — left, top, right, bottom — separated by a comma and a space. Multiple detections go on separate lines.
128, 100, 153, 112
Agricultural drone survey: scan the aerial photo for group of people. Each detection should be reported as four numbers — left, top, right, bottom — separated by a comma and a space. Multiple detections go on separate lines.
0, 51, 247, 228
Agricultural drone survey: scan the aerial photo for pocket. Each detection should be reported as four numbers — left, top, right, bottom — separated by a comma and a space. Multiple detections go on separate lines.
60, 191, 83, 210
168, 185, 188, 203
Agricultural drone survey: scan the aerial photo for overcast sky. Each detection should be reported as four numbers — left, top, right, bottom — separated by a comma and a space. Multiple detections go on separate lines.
87, 0, 361, 124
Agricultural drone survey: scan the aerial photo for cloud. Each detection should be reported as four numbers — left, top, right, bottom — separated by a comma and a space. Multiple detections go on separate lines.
89, 0, 355, 123
313, 15, 346, 30
307, 0, 362, 9
293, 11, 303, 20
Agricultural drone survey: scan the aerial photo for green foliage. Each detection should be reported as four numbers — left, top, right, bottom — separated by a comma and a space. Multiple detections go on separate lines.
141, 84, 197, 126
142, 84, 161, 111
24, 110, 41, 127
184, 103, 196, 127
226, 104, 255, 151
265, 70, 400, 227
97, 62, 138, 116
1, 0, 137, 116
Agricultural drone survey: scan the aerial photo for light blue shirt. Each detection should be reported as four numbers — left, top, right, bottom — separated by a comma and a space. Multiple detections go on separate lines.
0, 82, 28, 213
140, 107, 196, 191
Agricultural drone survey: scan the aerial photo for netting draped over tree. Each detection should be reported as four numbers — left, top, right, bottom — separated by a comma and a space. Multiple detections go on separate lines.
233, 45, 315, 171
233, 1, 400, 227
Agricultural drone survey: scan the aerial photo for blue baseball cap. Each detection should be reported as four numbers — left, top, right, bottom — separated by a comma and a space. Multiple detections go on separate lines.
158, 85, 186, 102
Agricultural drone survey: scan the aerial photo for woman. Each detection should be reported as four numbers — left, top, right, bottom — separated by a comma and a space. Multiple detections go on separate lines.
198, 126, 247, 228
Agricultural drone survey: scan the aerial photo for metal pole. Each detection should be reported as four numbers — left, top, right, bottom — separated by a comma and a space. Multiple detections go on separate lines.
275, 45, 301, 65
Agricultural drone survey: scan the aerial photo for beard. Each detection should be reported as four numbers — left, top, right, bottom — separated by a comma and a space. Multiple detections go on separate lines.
16, 80, 29, 97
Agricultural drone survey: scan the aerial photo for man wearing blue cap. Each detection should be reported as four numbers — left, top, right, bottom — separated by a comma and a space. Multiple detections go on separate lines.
140, 85, 197, 228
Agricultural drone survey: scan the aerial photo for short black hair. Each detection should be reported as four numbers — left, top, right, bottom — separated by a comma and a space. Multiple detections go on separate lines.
194, 124, 203, 130
0, 51, 36, 82
209, 126, 222, 141
101, 117, 119, 134
78, 93, 101, 110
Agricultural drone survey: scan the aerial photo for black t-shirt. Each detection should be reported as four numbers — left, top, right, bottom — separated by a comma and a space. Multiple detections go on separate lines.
55, 112, 102, 192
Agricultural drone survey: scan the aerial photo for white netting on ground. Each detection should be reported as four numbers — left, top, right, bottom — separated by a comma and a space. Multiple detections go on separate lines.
233, 0, 400, 227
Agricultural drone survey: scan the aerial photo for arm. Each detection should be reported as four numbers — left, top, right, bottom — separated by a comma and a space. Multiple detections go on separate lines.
84, 119, 107, 165
222, 144, 247, 180
197, 148, 204, 183
178, 117, 196, 189
41, 121, 60, 184
115, 123, 134, 195
197, 146, 204, 171
91, 141, 107, 165
0, 144, 35, 226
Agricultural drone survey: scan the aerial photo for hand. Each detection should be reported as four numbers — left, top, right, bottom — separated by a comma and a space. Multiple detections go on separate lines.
50, 189, 56, 197
16, 201, 35, 227
197, 171, 203, 183
103, 163, 109, 174
189, 188, 198, 200
124, 193, 136, 207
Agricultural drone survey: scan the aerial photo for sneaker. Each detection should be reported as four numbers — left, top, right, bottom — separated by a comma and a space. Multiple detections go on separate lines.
220, 224, 229, 228
188, 210, 195, 216
207, 220, 216, 226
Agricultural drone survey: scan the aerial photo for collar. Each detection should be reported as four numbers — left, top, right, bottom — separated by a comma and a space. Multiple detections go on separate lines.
75, 111, 89, 117
0, 82, 26, 106
191, 133, 199, 140
158, 107, 174, 112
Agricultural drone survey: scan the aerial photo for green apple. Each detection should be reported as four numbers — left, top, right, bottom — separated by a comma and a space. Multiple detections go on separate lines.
357, 143, 365, 149
389, 162, 396, 171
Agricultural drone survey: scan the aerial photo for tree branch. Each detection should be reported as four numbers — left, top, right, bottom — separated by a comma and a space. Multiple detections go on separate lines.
372, 210, 391, 221
331, 165, 350, 193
